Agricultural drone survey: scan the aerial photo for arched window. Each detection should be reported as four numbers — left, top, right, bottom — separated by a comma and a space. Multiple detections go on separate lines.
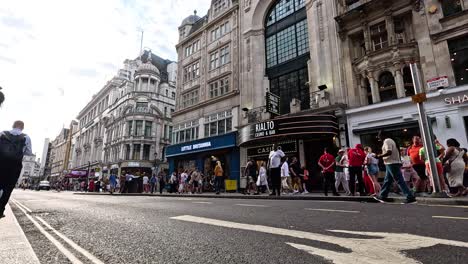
378, 71, 397, 102
265, 0, 310, 114
364, 78, 372, 105
403, 66, 415, 97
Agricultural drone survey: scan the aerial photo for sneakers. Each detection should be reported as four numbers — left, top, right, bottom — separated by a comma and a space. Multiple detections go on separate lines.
302, 191, 309, 194
373, 196, 392, 203
404, 198, 417, 204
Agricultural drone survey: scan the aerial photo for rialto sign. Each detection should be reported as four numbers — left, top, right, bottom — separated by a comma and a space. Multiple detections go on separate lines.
444, 94, 468, 105
254, 120, 277, 138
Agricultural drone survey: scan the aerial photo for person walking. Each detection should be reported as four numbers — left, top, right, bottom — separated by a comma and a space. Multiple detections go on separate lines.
179, 170, 188, 194
214, 161, 224, 194
400, 147, 419, 191
375, 130, 416, 204
419, 136, 448, 193
364, 147, 381, 195
169, 172, 178, 193
256, 162, 269, 194
158, 172, 166, 194
109, 173, 117, 194
280, 156, 291, 194
442, 138, 468, 197
289, 157, 303, 194
268, 145, 285, 196
318, 148, 339, 196
149, 174, 157, 194
0, 121, 33, 218
300, 166, 310, 194
407, 136, 428, 193
142, 173, 150, 193
244, 159, 258, 195
334, 149, 350, 195
347, 144, 367, 196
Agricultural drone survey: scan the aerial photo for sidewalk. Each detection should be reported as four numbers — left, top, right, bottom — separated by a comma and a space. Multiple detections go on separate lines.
0, 205, 40, 264
74, 192, 468, 206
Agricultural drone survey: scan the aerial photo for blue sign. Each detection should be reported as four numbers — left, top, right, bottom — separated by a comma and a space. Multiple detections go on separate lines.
165, 132, 237, 158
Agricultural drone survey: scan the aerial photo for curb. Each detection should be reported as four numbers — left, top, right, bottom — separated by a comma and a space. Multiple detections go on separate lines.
73, 192, 468, 205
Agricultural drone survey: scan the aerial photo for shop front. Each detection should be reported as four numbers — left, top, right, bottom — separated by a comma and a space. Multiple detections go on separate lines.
238, 114, 340, 188
165, 132, 240, 183
347, 85, 468, 153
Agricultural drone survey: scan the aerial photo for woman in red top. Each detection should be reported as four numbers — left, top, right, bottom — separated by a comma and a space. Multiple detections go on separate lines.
318, 148, 339, 196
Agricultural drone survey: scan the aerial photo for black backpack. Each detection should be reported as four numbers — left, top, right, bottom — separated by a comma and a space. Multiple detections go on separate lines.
0, 132, 26, 162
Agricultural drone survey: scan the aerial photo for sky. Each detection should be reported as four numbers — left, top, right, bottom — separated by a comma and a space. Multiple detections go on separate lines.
0, 0, 210, 160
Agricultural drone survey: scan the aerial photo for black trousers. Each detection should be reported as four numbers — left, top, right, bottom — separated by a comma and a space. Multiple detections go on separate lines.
159, 181, 165, 194
348, 166, 367, 195
0, 162, 22, 215
323, 172, 338, 195
270, 167, 281, 195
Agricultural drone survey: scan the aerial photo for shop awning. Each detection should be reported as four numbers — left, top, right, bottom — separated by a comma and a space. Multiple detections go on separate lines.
352, 121, 419, 134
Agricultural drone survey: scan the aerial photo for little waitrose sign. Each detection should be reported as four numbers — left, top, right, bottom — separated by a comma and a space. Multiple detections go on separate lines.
444, 94, 468, 105
427, 76, 449, 90
181, 142, 212, 152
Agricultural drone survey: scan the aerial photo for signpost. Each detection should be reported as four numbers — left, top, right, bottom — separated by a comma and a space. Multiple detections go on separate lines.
410, 63, 444, 196
266, 92, 280, 115
426, 76, 449, 90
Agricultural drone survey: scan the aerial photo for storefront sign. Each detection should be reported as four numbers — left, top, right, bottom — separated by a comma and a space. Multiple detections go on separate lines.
127, 162, 140, 167
427, 76, 449, 90
181, 141, 212, 152
444, 94, 468, 105
247, 141, 297, 158
266, 92, 280, 115
254, 120, 277, 138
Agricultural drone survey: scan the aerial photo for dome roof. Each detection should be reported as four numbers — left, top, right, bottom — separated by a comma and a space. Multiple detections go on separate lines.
180, 13, 201, 27
136, 51, 160, 75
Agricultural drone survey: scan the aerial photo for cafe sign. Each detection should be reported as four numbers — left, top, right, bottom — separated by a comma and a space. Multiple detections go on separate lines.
444, 94, 468, 105
254, 120, 277, 138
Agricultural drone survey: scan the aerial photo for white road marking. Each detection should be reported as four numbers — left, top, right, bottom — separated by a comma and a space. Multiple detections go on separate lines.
171, 215, 468, 264
11, 201, 84, 264
11, 199, 105, 264
235, 204, 269, 207
36, 217, 105, 264
192, 202, 213, 204
433, 216, 468, 220
305, 208, 360, 214
426, 204, 468, 209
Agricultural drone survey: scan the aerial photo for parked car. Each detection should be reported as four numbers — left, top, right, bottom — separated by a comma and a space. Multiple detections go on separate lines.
38, 181, 51, 191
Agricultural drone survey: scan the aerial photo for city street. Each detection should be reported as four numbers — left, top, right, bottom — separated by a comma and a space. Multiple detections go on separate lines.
7, 190, 468, 264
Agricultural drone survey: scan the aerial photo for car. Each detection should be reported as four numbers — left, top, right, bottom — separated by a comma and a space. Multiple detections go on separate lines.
38, 181, 51, 191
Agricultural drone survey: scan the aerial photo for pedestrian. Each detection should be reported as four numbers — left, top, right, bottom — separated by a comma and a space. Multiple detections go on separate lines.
268, 145, 285, 196
419, 136, 448, 193
300, 166, 310, 194
407, 136, 428, 193
169, 172, 177, 193
179, 170, 188, 194
244, 158, 258, 195
109, 173, 117, 194
280, 156, 291, 194
364, 146, 381, 195
318, 148, 339, 196
88, 179, 95, 193
289, 157, 303, 194
142, 173, 149, 193
158, 172, 166, 194
150, 174, 157, 194
256, 162, 269, 194
123, 172, 133, 193
442, 138, 468, 197
214, 161, 224, 194
400, 147, 419, 191
335, 149, 350, 195
347, 144, 367, 196
191, 170, 200, 194
375, 130, 416, 204
0, 121, 33, 219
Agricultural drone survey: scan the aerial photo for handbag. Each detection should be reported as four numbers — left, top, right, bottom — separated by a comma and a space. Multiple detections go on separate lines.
443, 150, 462, 174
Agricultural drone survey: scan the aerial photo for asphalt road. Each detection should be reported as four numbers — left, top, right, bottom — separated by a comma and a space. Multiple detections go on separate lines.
8, 190, 468, 264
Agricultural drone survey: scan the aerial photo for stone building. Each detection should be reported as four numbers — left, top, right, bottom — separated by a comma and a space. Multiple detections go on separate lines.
166, 0, 241, 180
336, 0, 468, 151
50, 127, 70, 182
18, 155, 40, 186
70, 51, 176, 182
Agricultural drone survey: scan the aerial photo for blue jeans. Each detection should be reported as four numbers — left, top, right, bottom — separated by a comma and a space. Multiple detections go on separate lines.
380, 164, 415, 200
214, 177, 223, 193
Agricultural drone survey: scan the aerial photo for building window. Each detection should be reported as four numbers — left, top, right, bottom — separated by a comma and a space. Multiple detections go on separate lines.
125, 144, 130, 160
211, 21, 230, 42
185, 39, 200, 57
173, 120, 199, 144
448, 36, 468, 86
394, 18, 406, 44
267, 0, 305, 26
204, 110, 232, 137
210, 52, 219, 70
364, 78, 373, 105
133, 144, 140, 160
135, 120, 144, 136
127, 121, 133, 136
183, 61, 200, 82
144, 121, 152, 137
378, 71, 397, 102
370, 22, 388, 51
209, 77, 230, 98
143, 145, 151, 160
182, 90, 199, 108
441, 0, 463, 17
270, 68, 309, 114
172, 92, 176, 98
213, 0, 227, 15
403, 66, 415, 97
220, 45, 230, 65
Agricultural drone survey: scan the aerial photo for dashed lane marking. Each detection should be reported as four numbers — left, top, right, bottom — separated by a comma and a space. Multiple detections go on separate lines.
432, 216, 468, 220
305, 208, 360, 213
192, 202, 213, 204
425, 204, 468, 209
234, 204, 270, 208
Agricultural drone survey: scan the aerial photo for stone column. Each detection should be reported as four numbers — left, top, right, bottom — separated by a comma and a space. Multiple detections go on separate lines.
358, 75, 368, 105
362, 22, 371, 52
138, 77, 142, 91
147, 77, 151, 91
142, 120, 146, 137
368, 73, 380, 103
130, 144, 134, 160
139, 144, 144, 161
394, 69, 406, 98
385, 14, 395, 46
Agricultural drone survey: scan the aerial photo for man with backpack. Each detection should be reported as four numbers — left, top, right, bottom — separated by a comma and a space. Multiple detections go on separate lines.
0, 121, 33, 218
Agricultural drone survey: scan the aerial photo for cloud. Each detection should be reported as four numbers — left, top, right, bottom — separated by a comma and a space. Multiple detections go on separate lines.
0, 0, 212, 160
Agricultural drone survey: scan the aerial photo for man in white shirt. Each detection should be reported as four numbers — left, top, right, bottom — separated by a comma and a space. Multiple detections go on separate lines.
0, 121, 33, 218
375, 130, 416, 204
280, 156, 290, 194
142, 173, 149, 193
268, 145, 285, 196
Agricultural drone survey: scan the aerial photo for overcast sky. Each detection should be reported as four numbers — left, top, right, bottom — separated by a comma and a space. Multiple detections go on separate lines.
0, 0, 210, 160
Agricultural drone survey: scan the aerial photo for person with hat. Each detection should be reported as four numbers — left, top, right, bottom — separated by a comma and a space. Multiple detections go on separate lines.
335, 149, 350, 195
